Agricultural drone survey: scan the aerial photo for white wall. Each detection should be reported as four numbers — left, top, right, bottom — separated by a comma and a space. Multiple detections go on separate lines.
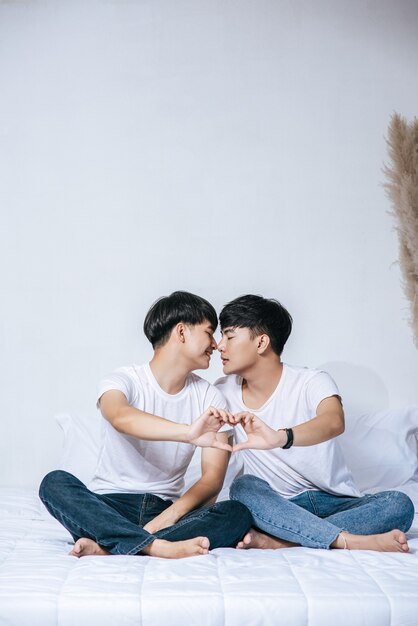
1, 0, 417, 487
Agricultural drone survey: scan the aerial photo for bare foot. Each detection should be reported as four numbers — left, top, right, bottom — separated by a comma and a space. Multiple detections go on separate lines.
69, 538, 110, 557
141, 536, 210, 559
236, 528, 299, 550
333, 529, 410, 552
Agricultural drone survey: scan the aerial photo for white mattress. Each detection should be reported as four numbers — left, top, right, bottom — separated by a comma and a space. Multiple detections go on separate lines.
1, 487, 418, 626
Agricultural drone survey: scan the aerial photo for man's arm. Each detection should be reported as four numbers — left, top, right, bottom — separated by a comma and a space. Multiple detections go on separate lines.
143, 433, 231, 534
231, 395, 344, 451
288, 395, 345, 446
99, 390, 232, 450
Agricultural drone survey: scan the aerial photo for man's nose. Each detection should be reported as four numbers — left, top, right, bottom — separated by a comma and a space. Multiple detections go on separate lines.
217, 337, 225, 351
211, 336, 218, 349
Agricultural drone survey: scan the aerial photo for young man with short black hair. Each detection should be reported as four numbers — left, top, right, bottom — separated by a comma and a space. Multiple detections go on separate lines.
40, 291, 252, 559
216, 294, 414, 552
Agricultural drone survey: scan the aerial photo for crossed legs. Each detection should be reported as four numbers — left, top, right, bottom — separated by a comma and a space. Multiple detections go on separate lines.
230, 474, 414, 552
39, 470, 252, 558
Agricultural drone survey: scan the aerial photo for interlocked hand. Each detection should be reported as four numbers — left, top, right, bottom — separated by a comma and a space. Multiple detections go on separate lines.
188, 407, 233, 451
229, 412, 284, 451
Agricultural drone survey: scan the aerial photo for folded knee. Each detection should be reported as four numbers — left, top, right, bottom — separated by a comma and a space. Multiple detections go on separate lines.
39, 470, 75, 502
377, 490, 415, 532
232, 501, 253, 531
215, 500, 253, 533
227, 499, 252, 519
391, 491, 415, 530
229, 474, 264, 501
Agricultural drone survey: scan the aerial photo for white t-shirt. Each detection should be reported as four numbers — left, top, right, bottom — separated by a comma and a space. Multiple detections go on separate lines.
89, 363, 227, 499
215, 364, 360, 499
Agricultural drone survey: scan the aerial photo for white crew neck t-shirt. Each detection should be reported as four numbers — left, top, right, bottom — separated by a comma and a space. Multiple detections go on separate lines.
89, 363, 227, 499
215, 364, 360, 499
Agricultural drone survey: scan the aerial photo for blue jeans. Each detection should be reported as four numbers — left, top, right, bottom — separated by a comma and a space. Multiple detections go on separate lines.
39, 470, 252, 554
230, 474, 415, 549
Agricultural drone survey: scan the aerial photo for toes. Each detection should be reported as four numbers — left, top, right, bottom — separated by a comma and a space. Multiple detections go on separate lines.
70, 541, 82, 556
72, 540, 83, 554
70, 549, 81, 558
197, 538, 209, 555
394, 531, 409, 551
201, 537, 210, 550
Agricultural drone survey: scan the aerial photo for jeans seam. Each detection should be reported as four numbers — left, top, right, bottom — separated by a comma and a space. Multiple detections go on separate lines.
41, 497, 108, 548
138, 493, 148, 526
231, 490, 336, 548
124, 534, 156, 555
42, 496, 155, 555
139, 494, 172, 528
253, 509, 341, 549
306, 490, 319, 516
156, 504, 220, 539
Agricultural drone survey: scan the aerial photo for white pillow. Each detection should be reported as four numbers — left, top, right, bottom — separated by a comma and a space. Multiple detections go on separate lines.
338, 406, 418, 492
56, 412, 102, 485
0, 487, 43, 519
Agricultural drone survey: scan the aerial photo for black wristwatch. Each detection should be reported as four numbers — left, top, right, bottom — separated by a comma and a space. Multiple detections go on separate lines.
281, 428, 294, 449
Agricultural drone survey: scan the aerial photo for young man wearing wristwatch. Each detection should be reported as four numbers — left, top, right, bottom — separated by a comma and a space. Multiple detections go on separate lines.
215, 294, 414, 553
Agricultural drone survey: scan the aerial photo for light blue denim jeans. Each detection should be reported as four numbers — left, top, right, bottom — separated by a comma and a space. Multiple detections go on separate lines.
230, 474, 415, 549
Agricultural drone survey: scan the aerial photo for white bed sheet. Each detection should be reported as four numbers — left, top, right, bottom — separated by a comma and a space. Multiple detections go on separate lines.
1, 488, 418, 626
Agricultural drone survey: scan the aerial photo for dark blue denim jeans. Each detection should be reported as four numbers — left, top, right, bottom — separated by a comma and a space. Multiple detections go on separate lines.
39, 470, 252, 555
230, 474, 415, 549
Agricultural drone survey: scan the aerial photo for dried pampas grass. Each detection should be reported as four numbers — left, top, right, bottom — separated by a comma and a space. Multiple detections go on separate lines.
383, 113, 418, 348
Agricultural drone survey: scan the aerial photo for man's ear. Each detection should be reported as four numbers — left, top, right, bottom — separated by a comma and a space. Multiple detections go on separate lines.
257, 334, 270, 354
174, 322, 186, 343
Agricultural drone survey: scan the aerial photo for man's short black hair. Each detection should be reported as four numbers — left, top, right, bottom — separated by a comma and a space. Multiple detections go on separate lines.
219, 294, 292, 357
144, 291, 218, 349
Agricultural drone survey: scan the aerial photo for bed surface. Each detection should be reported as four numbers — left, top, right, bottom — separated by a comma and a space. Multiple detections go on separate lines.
1, 487, 418, 626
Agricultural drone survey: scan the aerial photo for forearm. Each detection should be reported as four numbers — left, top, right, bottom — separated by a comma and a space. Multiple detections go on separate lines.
143, 476, 223, 533
286, 411, 345, 447
170, 477, 222, 520
231, 400, 344, 452
111, 405, 190, 443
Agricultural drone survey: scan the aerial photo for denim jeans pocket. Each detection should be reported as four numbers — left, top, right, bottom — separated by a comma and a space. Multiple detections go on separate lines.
140, 493, 173, 526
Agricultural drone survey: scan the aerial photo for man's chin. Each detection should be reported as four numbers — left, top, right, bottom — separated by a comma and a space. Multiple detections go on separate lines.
223, 363, 243, 377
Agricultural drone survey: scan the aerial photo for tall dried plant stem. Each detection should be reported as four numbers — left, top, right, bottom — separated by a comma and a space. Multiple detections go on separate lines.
383, 113, 418, 348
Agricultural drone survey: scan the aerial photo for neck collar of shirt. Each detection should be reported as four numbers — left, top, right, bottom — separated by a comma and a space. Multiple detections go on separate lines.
141, 362, 191, 401
239, 363, 287, 412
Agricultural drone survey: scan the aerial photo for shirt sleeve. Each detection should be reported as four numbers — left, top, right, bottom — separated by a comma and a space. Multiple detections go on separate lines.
206, 386, 228, 411
96, 368, 137, 408
305, 370, 341, 414
205, 385, 233, 435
